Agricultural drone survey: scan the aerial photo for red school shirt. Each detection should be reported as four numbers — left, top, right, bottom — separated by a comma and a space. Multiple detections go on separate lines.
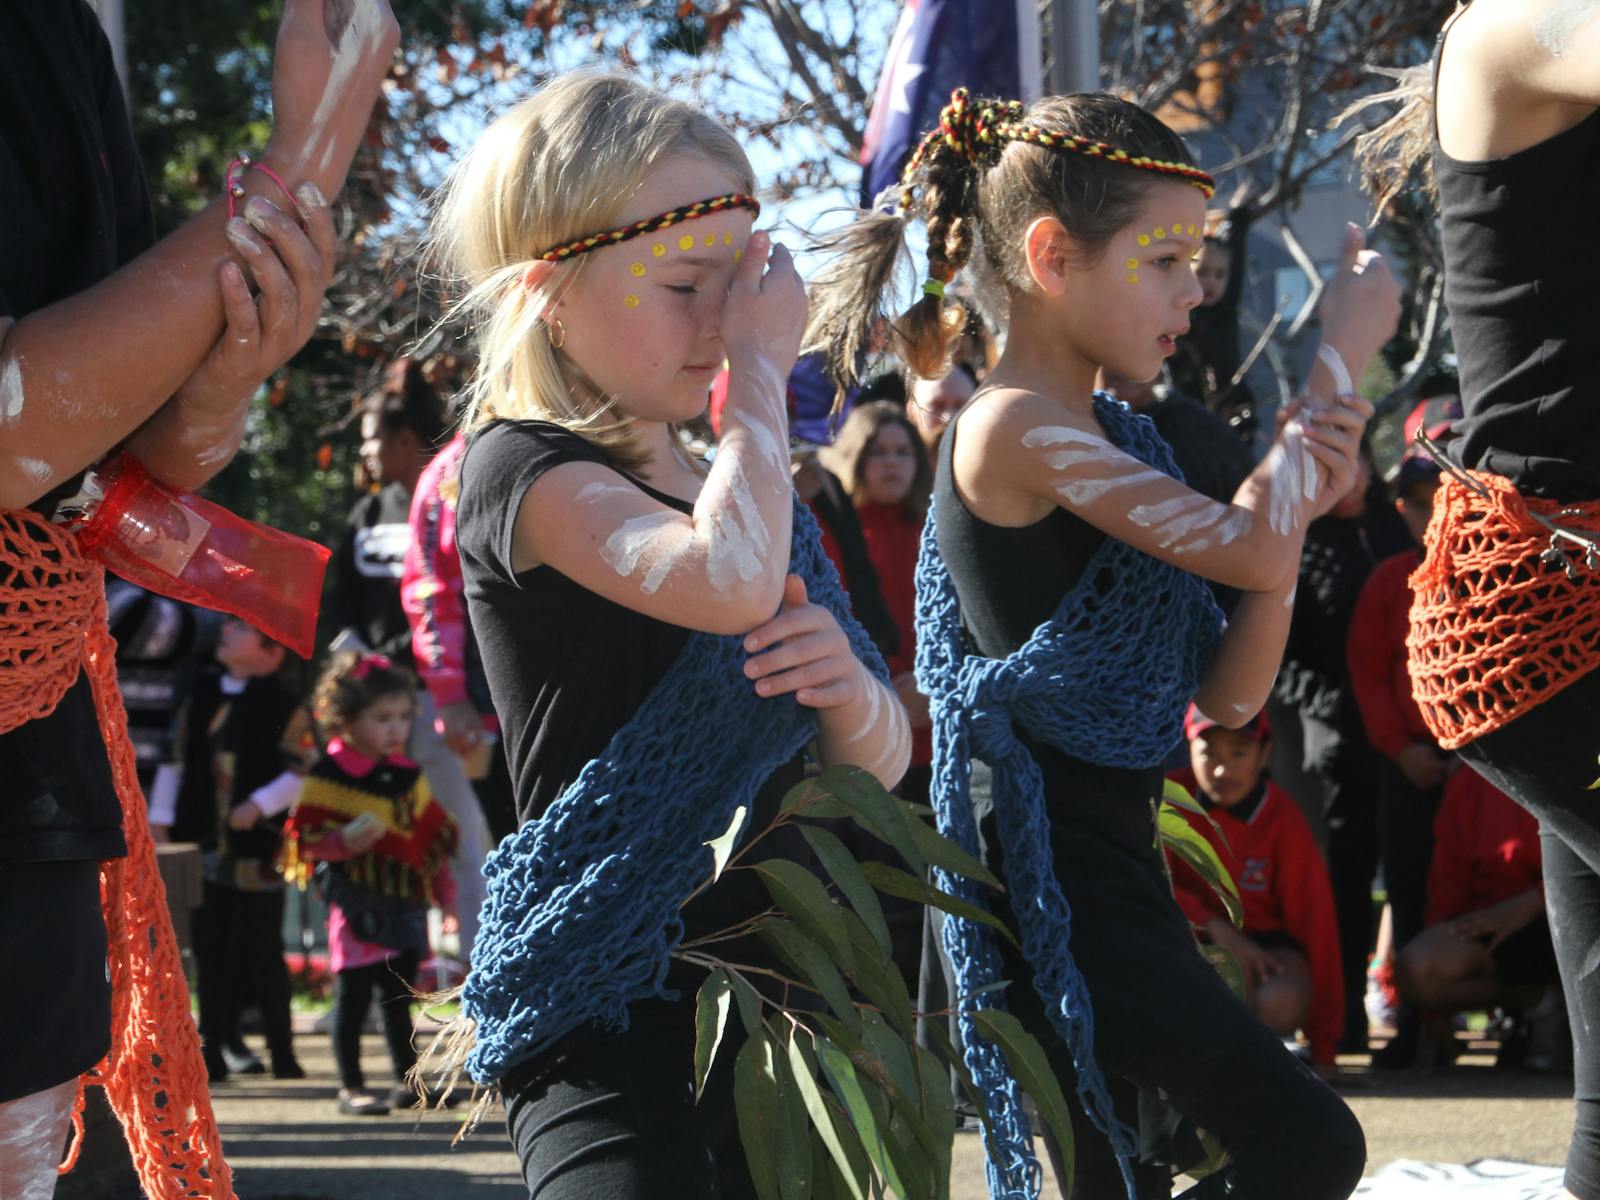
856, 501, 930, 767
1346, 547, 1433, 761
1425, 767, 1543, 927
1166, 771, 1345, 1064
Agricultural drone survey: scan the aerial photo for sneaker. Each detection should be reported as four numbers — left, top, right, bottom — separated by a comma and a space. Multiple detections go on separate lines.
337, 1089, 390, 1116
222, 1044, 266, 1076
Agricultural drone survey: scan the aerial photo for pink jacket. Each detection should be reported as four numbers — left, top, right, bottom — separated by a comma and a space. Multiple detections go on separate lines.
402, 435, 472, 710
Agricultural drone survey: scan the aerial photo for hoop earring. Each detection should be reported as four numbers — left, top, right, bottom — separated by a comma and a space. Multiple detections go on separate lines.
547, 317, 566, 349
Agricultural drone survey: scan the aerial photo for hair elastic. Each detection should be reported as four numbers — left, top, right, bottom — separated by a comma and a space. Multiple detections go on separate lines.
348, 653, 394, 682
922, 278, 947, 299
535, 193, 761, 264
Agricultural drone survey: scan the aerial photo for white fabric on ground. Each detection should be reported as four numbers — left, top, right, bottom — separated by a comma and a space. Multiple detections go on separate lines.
1357, 1159, 1564, 1197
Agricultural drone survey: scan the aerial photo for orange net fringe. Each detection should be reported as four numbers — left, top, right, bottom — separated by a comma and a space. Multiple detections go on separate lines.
1407, 472, 1600, 750
0, 508, 233, 1197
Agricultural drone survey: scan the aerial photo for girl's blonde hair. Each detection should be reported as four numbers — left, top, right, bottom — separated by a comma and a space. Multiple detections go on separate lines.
805, 93, 1200, 396
822, 400, 933, 519
429, 73, 755, 469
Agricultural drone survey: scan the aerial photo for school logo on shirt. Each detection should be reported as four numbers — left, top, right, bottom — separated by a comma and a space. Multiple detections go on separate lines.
1239, 856, 1269, 893
353, 524, 411, 579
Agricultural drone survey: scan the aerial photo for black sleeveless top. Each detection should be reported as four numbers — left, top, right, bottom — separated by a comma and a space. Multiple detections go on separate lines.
1434, 18, 1600, 501
932, 411, 1105, 659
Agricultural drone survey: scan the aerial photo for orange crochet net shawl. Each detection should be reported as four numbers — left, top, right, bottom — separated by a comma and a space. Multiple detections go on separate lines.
0, 508, 233, 1198
1407, 472, 1600, 750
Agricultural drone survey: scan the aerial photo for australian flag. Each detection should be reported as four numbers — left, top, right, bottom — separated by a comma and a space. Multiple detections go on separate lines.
858, 0, 1043, 208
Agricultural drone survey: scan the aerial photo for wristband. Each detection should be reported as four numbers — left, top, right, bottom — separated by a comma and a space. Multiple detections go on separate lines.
225, 152, 302, 222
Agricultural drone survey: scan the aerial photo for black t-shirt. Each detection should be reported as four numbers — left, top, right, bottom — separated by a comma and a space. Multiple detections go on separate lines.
1434, 29, 1600, 500
329, 482, 416, 665
0, 0, 158, 864
457, 421, 704, 826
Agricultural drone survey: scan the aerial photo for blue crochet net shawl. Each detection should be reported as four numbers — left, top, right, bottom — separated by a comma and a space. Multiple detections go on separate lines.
914, 395, 1225, 1199
463, 498, 889, 1084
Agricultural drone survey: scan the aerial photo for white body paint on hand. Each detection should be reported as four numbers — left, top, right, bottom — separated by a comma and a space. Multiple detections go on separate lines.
1534, 0, 1600, 54
14, 457, 51, 485
601, 510, 688, 595
310, 0, 386, 174
1263, 426, 1310, 535
0, 355, 24, 423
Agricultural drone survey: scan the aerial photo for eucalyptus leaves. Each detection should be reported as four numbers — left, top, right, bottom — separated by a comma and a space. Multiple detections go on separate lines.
681, 767, 1243, 1199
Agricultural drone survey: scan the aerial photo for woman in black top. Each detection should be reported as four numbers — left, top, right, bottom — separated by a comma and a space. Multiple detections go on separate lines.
0, 0, 396, 1191
1360, 5, 1600, 1195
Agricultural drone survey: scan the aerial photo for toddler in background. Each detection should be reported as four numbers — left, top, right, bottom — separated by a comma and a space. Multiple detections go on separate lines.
281, 652, 458, 1116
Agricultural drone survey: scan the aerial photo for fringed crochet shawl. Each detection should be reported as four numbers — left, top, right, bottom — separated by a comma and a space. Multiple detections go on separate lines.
914, 395, 1225, 1199
463, 499, 889, 1083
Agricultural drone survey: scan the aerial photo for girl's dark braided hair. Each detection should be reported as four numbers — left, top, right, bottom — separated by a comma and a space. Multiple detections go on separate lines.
804, 88, 1208, 397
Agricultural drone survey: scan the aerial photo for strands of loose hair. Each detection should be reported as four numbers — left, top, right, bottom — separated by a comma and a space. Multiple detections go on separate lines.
1338, 64, 1437, 213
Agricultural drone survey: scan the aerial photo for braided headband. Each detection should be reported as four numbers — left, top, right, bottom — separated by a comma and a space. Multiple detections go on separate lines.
901, 87, 1216, 208
535, 193, 761, 263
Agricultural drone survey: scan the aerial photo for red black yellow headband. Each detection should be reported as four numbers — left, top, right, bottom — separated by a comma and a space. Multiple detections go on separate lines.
535, 192, 762, 263
901, 88, 1216, 206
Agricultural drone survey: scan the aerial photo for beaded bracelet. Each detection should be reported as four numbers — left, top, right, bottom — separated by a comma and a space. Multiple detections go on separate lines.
224, 152, 302, 222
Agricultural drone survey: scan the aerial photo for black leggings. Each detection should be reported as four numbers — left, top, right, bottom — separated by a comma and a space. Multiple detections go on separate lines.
502, 998, 753, 1200
979, 752, 1365, 1200
1456, 665, 1600, 1200
332, 952, 419, 1091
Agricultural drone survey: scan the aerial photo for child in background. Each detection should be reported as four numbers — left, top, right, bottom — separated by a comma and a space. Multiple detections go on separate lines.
173, 617, 306, 1084
281, 652, 458, 1116
1346, 392, 1461, 1068
1396, 767, 1561, 1069
1169, 706, 1345, 1075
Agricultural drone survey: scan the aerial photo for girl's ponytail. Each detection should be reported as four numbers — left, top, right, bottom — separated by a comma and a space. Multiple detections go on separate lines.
805, 90, 1000, 396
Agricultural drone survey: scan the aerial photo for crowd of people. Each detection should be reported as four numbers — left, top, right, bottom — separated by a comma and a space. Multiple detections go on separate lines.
3, 2, 1598, 1200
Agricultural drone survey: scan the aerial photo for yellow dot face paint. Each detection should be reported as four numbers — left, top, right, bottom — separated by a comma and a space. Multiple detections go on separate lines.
1126, 258, 1139, 270
624, 294, 640, 308
1128, 273, 1139, 285
1154, 228, 1166, 240
733, 249, 742, 263
704, 233, 715, 247
652, 243, 666, 257
630, 263, 645, 277
678, 235, 695, 251
723, 233, 733, 246
1138, 234, 1151, 247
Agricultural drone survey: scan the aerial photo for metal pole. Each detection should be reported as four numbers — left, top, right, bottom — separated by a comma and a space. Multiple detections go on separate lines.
97, 0, 130, 99
1048, 0, 1101, 94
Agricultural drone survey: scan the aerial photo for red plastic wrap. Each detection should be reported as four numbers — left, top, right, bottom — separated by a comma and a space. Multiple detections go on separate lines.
72, 453, 330, 657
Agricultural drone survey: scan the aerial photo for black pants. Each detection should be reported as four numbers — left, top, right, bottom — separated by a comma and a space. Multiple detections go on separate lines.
192, 880, 294, 1061
503, 997, 754, 1200
1303, 713, 1381, 1049
332, 952, 419, 1091
979, 750, 1365, 1200
1457, 665, 1600, 1199
1377, 758, 1444, 1047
